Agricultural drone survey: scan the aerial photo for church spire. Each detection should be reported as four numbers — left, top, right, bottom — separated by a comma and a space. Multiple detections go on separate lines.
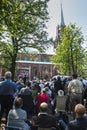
60, 2, 65, 27
55, 0, 66, 48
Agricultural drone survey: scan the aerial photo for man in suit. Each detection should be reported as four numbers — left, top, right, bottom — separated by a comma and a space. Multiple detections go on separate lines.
65, 104, 87, 130
31, 102, 59, 130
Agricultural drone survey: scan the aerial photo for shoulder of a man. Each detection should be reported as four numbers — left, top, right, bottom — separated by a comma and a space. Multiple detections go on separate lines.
75, 79, 82, 83
10, 80, 16, 85
10, 81, 17, 90
65, 119, 77, 130
83, 116, 87, 121
0, 80, 6, 85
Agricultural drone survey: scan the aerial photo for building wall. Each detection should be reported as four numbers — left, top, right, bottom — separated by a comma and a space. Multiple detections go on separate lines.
16, 53, 56, 80
0, 53, 58, 81
16, 62, 54, 80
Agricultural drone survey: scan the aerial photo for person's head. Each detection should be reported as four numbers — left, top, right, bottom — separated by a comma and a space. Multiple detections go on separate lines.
41, 88, 47, 94
57, 76, 61, 81
39, 102, 48, 112
58, 89, 64, 96
45, 87, 49, 91
75, 104, 86, 118
25, 81, 31, 87
5, 71, 12, 79
72, 73, 78, 79
14, 97, 23, 109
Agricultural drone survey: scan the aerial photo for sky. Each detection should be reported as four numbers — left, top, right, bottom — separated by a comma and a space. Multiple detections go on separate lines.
47, 0, 87, 43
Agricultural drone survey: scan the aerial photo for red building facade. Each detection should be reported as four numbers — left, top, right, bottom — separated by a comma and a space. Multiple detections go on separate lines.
16, 53, 57, 80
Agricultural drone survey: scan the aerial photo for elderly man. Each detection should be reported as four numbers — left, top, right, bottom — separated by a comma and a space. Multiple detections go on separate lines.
31, 102, 59, 130
65, 104, 87, 130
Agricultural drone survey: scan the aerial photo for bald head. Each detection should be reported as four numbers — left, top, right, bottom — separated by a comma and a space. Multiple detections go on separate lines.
75, 104, 86, 117
39, 102, 48, 112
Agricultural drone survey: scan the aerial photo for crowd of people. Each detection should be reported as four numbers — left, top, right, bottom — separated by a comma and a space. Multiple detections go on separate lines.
0, 71, 87, 130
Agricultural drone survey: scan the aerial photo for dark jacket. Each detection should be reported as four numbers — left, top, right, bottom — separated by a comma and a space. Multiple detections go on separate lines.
18, 88, 34, 117
66, 116, 87, 130
31, 113, 58, 129
82, 87, 87, 99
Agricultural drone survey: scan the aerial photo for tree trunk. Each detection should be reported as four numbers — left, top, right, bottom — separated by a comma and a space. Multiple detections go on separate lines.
10, 54, 17, 81
70, 42, 75, 74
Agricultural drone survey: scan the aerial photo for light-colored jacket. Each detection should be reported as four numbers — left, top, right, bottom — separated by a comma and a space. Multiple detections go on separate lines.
68, 79, 83, 93
7, 108, 29, 130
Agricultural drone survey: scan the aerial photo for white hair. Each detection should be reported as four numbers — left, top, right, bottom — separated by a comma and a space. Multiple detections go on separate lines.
58, 90, 64, 96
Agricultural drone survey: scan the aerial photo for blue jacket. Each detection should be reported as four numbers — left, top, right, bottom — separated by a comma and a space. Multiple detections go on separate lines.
0, 79, 17, 96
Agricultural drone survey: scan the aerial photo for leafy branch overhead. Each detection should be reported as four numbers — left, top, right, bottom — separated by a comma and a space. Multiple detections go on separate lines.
0, 0, 50, 79
51, 24, 86, 76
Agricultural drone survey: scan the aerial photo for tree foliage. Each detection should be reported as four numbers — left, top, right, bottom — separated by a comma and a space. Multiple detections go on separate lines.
51, 24, 85, 76
0, 0, 50, 79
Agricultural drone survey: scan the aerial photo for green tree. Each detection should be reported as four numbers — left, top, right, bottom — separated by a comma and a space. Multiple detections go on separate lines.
0, 0, 50, 80
51, 24, 85, 76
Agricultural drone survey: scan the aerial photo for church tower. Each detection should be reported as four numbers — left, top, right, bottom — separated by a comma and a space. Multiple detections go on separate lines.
55, 2, 65, 48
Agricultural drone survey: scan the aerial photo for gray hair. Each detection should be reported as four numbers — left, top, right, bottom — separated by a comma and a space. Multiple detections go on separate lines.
58, 89, 64, 96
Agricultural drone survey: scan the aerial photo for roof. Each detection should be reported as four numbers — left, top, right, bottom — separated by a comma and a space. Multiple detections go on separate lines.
16, 60, 54, 65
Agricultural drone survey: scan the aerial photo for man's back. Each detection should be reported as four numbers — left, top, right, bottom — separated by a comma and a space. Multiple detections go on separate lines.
0, 79, 17, 95
66, 104, 87, 130
66, 116, 87, 130
67, 75, 84, 113
35, 113, 57, 128
31, 113, 59, 130
68, 79, 83, 93
31, 102, 58, 130
0, 71, 17, 123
